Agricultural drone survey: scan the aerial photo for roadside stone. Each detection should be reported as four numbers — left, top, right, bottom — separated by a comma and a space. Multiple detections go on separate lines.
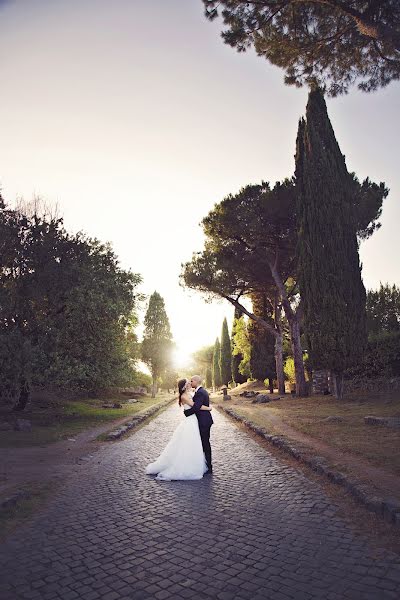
364, 415, 400, 428
252, 394, 271, 404
0, 491, 30, 510
323, 416, 344, 423
365, 496, 384, 515
0, 422, 12, 431
240, 390, 258, 398
106, 398, 174, 441
14, 419, 32, 432
383, 498, 400, 524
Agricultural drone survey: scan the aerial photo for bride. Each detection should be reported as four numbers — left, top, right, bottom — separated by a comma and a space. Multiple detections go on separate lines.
145, 378, 213, 481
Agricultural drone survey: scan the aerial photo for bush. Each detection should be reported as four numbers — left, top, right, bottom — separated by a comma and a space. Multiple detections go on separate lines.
346, 331, 400, 380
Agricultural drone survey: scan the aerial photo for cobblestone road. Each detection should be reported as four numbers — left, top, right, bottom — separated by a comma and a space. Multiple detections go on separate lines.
1, 405, 400, 600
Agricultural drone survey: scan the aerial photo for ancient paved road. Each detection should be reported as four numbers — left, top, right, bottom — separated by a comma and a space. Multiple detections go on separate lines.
1, 405, 400, 600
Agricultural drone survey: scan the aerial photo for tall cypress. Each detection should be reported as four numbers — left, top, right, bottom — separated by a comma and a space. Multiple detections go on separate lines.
212, 337, 222, 389
231, 308, 247, 385
248, 293, 276, 387
205, 365, 213, 388
219, 317, 232, 386
295, 87, 367, 398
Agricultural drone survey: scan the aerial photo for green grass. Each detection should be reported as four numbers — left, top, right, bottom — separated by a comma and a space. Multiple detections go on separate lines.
0, 482, 56, 541
0, 393, 172, 448
222, 390, 400, 476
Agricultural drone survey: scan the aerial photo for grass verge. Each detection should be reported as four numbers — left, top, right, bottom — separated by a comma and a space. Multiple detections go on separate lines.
214, 385, 400, 476
0, 394, 173, 448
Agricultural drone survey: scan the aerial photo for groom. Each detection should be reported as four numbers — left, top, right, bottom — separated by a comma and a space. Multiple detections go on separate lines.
184, 375, 213, 474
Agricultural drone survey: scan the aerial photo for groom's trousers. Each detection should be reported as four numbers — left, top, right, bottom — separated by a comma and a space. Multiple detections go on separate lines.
199, 424, 212, 471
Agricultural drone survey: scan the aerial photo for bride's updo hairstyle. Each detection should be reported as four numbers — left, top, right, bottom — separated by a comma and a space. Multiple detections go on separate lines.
178, 378, 187, 406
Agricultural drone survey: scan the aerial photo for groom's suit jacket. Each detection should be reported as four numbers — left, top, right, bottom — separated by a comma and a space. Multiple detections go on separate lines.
184, 387, 213, 428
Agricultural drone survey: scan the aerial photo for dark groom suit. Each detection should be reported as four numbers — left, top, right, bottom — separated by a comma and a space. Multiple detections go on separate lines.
184, 386, 213, 472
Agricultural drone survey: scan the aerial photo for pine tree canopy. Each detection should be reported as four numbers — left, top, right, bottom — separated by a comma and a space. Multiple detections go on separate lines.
203, 0, 400, 95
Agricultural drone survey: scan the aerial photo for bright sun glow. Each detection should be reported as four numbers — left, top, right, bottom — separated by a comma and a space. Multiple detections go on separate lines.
172, 346, 193, 370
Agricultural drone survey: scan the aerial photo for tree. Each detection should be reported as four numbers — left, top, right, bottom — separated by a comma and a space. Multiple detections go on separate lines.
231, 308, 247, 385
366, 283, 400, 337
248, 293, 276, 391
231, 315, 251, 380
181, 97, 385, 396
295, 87, 368, 398
181, 245, 286, 392
141, 292, 173, 397
219, 317, 232, 386
205, 365, 213, 388
212, 337, 222, 389
0, 197, 142, 409
161, 367, 179, 392
202, 180, 306, 394
203, 0, 400, 96
192, 344, 214, 375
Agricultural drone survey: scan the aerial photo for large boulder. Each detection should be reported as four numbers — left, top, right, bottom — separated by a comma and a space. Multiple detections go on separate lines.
252, 394, 271, 404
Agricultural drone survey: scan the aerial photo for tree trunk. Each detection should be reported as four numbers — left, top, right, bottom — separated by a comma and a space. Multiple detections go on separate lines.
268, 260, 307, 396
151, 376, 157, 398
13, 379, 30, 411
268, 378, 274, 394
289, 318, 308, 396
331, 371, 344, 399
274, 332, 286, 395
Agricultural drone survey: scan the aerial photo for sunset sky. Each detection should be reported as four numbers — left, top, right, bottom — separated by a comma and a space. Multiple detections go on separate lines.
0, 0, 399, 366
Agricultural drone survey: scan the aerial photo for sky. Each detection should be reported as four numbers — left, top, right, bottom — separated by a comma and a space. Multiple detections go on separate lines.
0, 0, 399, 367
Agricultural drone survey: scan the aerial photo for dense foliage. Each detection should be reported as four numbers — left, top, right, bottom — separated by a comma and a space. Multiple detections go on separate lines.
0, 197, 142, 408
203, 0, 400, 96
347, 331, 400, 380
248, 293, 276, 383
366, 283, 400, 337
231, 308, 247, 385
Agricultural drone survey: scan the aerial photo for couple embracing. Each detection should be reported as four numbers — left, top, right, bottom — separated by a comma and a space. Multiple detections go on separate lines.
145, 375, 213, 481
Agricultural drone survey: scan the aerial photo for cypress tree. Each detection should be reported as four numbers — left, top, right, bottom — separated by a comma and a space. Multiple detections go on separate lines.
295, 87, 367, 398
141, 291, 173, 398
231, 308, 247, 385
248, 293, 276, 388
212, 337, 222, 389
219, 317, 232, 386
205, 365, 212, 388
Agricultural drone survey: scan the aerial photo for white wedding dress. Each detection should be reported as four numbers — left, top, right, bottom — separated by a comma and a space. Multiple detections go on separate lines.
145, 404, 207, 481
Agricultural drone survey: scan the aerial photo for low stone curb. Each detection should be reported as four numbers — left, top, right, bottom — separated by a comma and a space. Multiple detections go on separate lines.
220, 405, 400, 529
106, 397, 175, 441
